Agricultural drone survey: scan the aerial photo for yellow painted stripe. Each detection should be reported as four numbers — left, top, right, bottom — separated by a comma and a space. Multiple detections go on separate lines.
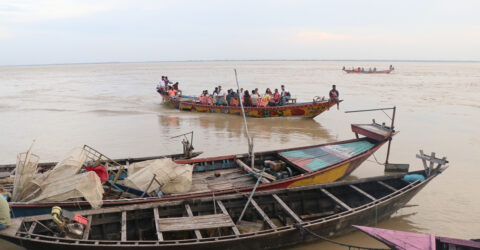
287, 163, 350, 187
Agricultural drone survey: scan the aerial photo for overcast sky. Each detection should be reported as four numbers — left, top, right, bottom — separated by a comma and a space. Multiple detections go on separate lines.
1, 0, 479, 66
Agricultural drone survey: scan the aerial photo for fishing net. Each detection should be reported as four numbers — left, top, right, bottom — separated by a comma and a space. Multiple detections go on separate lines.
123, 158, 193, 194
18, 147, 88, 202
29, 171, 104, 208
12, 150, 40, 201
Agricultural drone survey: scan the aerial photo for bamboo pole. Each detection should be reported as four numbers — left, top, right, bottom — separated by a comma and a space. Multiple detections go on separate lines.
234, 69, 254, 169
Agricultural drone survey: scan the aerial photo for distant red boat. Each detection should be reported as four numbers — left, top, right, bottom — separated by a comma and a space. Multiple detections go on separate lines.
343, 65, 394, 74
355, 225, 480, 250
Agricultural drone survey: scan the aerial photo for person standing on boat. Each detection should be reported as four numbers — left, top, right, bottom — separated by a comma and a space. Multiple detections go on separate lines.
213, 87, 219, 104
280, 85, 291, 105
329, 85, 340, 110
0, 192, 10, 230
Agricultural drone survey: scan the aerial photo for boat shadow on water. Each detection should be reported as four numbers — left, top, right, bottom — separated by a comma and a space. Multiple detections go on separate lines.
157, 114, 336, 143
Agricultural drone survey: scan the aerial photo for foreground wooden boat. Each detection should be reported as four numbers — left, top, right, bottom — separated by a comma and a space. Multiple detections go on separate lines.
355, 225, 480, 250
0, 156, 448, 250
9, 122, 395, 217
159, 93, 339, 118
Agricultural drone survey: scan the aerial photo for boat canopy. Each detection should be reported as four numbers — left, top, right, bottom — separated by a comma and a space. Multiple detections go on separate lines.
279, 140, 375, 172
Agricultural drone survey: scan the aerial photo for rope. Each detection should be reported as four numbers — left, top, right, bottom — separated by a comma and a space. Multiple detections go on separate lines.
367, 153, 385, 166
294, 223, 389, 250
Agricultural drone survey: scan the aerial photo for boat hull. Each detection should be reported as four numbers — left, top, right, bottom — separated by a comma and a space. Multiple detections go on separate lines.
9, 138, 387, 217
0, 169, 441, 250
161, 94, 338, 118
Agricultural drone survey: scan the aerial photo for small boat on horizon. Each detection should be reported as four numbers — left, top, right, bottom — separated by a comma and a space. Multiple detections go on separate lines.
343, 65, 395, 74
355, 225, 480, 250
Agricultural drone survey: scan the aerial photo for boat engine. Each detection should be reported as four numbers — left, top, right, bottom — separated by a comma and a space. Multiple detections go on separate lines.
51, 206, 89, 239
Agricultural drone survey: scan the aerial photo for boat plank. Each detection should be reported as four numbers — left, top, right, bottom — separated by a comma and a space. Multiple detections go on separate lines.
272, 194, 303, 224
28, 221, 37, 235
378, 181, 397, 192
250, 199, 277, 230
235, 159, 271, 183
82, 215, 92, 240
216, 200, 240, 236
185, 204, 202, 239
320, 188, 352, 210
157, 213, 234, 232
153, 207, 163, 241
121, 211, 126, 241
349, 185, 377, 201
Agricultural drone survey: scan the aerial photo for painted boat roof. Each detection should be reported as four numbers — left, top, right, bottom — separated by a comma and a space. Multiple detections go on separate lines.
279, 140, 375, 172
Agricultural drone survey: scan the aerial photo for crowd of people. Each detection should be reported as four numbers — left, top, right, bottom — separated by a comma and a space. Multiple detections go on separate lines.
157, 76, 340, 108
157, 76, 182, 97
342, 65, 394, 72
199, 84, 292, 107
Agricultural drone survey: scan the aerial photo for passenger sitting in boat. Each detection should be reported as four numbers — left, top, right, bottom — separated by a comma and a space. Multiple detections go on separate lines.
251, 90, 259, 106
226, 89, 234, 105
0, 191, 10, 230
280, 85, 291, 105
272, 88, 280, 105
217, 86, 227, 105
213, 87, 218, 104
329, 84, 340, 110
173, 82, 182, 95
168, 86, 177, 97
264, 88, 272, 105
243, 90, 252, 106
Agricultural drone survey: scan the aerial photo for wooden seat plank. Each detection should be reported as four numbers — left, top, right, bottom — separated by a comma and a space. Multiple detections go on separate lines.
121, 211, 126, 241
82, 215, 92, 240
157, 213, 235, 232
320, 188, 352, 210
272, 194, 303, 224
185, 204, 202, 239
250, 199, 277, 230
378, 181, 397, 192
216, 200, 240, 236
349, 185, 377, 201
153, 207, 163, 241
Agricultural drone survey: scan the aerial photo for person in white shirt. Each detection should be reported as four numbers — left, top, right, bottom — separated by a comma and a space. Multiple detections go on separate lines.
251, 90, 259, 106
280, 85, 291, 105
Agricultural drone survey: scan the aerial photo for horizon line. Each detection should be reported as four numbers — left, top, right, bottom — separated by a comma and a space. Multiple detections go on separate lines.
2, 58, 479, 67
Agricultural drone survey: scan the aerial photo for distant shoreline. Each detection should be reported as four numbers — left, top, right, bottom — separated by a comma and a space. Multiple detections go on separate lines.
2, 59, 479, 67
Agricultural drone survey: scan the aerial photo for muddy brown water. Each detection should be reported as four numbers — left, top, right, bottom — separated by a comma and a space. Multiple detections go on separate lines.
0, 61, 479, 249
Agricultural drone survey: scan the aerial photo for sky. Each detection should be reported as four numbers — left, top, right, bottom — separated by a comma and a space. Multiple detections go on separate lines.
0, 0, 479, 66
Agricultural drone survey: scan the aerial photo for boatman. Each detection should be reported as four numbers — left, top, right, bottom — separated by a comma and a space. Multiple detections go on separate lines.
329, 85, 340, 110
0, 190, 10, 230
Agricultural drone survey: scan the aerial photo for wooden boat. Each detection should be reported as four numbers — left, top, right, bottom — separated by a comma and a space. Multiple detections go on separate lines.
355, 225, 480, 250
9, 122, 395, 217
0, 150, 202, 177
0, 156, 448, 250
343, 66, 394, 74
159, 93, 339, 118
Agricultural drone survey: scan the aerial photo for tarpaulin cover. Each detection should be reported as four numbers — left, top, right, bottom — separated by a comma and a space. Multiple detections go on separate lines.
123, 158, 193, 194
279, 140, 375, 172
